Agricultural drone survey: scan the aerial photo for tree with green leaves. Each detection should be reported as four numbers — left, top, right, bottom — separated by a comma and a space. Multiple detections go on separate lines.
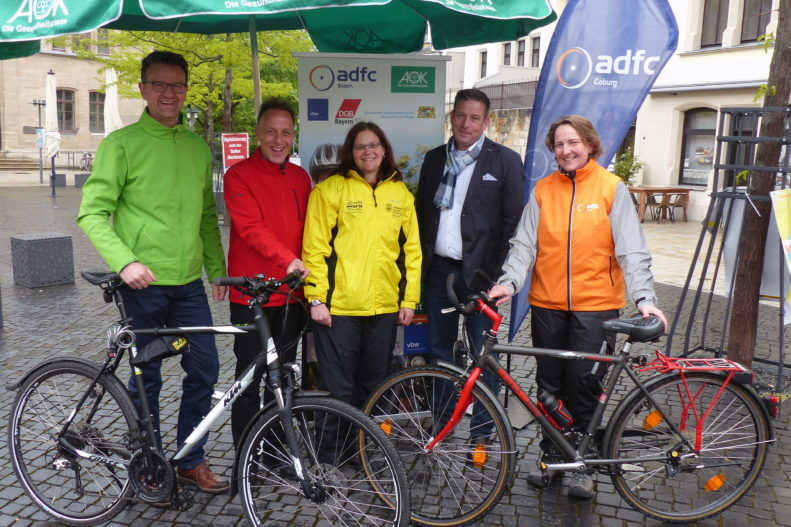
77, 29, 313, 148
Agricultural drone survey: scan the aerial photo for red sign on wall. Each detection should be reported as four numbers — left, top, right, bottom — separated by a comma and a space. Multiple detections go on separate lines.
222, 133, 249, 171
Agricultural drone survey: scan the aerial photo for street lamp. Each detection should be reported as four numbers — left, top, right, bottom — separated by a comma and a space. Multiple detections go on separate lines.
185, 106, 198, 132
31, 99, 45, 184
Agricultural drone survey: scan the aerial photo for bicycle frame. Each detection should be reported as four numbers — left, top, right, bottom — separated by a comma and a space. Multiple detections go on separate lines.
57, 275, 324, 500
427, 298, 759, 472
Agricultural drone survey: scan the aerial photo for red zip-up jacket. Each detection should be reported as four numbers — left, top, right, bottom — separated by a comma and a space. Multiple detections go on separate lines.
224, 151, 312, 306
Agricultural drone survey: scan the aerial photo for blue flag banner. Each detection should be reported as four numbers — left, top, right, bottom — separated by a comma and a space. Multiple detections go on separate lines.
509, 0, 678, 342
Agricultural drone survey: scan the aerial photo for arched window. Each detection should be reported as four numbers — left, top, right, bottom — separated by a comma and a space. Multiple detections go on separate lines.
679, 108, 716, 186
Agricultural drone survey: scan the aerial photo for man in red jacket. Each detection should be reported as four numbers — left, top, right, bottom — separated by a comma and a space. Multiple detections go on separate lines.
224, 98, 311, 447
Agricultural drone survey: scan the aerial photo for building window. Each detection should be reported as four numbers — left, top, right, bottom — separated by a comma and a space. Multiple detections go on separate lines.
517, 39, 526, 67
530, 37, 541, 68
701, 0, 729, 47
741, 0, 772, 43
480, 51, 487, 79
503, 43, 511, 66
679, 108, 717, 186
56, 89, 75, 132
89, 91, 105, 133
96, 29, 109, 55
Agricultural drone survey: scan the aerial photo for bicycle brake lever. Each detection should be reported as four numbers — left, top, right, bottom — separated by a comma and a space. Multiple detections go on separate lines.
440, 307, 456, 314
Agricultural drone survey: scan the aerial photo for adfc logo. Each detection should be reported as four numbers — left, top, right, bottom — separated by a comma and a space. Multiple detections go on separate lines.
7, 0, 69, 24
556, 46, 661, 90
309, 64, 377, 91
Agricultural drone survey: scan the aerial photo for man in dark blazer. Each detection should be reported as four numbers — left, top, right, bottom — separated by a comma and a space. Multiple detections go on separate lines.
416, 88, 524, 440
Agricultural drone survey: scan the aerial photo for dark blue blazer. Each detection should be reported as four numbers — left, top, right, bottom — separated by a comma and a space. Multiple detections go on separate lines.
416, 137, 525, 290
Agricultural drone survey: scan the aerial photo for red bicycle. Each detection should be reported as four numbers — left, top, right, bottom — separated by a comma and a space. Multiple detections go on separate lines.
364, 274, 776, 525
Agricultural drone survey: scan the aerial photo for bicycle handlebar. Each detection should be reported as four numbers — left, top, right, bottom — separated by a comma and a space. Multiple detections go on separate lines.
213, 271, 305, 302
213, 276, 247, 287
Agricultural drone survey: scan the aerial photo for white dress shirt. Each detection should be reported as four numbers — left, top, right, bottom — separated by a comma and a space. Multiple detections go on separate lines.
434, 159, 476, 260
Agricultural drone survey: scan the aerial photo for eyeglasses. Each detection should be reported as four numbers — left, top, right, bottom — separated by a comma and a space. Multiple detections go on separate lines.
143, 81, 188, 94
352, 142, 382, 152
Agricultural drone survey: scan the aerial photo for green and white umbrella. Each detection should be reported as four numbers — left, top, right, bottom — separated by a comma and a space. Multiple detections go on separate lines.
1, 0, 556, 54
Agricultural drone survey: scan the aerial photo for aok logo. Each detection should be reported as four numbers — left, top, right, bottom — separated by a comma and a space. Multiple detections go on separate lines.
391, 66, 435, 93
6, 0, 69, 24
335, 99, 361, 125
556, 47, 660, 90
309, 64, 377, 91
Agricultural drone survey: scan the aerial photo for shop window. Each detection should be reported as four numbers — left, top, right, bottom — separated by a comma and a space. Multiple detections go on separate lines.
89, 91, 105, 133
56, 89, 75, 132
679, 108, 717, 186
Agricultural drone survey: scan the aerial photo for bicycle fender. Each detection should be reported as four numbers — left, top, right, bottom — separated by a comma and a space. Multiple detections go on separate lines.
5, 357, 107, 392
230, 390, 333, 494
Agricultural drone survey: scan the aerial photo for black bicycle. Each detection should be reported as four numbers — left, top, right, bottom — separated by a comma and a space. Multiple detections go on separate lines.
364, 274, 774, 525
7, 270, 409, 526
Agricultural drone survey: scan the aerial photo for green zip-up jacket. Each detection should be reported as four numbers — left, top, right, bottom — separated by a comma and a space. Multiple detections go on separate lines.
77, 109, 226, 285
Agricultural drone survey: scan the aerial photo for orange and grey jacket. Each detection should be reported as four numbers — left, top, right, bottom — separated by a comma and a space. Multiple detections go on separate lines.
498, 159, 657, 312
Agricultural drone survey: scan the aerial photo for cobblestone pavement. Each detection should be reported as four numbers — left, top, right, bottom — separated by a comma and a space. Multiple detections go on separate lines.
1, 186, 790, 526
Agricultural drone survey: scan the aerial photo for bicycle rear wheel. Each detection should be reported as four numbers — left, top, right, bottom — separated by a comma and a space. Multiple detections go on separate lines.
7, 359, 138, 526
363, 366, 516, 527
238, 395, 409, 526
606, 372, 771, 523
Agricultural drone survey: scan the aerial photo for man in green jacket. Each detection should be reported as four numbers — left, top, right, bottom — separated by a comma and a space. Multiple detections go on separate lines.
77, 50, 229, 497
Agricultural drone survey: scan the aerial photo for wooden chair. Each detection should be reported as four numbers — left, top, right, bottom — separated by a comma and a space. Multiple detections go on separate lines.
647, 193, 673, 222
670, 193, 688, 222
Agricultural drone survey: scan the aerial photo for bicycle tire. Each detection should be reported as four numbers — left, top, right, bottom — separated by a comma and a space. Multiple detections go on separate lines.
8, 359, 138, 526
238, 395, 410, 526
363, 365, 516, 527
606, 372, 770, 523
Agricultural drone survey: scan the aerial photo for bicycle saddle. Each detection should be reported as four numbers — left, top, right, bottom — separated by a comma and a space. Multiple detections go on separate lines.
602, 315, 664, 342
81, 270, 122, 286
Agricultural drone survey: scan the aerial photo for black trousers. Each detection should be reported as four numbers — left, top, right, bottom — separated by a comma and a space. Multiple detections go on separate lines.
230, 302, 306, 448
530, 306, 618, 431
312, 313, 399, 409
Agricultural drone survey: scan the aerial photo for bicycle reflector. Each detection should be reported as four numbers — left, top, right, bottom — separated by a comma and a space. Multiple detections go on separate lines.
643, 410, 662, 430
472, 443, 487, 468
704, 473, 725, 492
762, 394, 780, 419
380, 420, 392, 436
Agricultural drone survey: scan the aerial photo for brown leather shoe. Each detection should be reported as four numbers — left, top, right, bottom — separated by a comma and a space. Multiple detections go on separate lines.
177, 461, 229, 494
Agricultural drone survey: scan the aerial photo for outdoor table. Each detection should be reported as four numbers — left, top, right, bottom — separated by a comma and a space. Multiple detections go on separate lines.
628, 186, 691, 223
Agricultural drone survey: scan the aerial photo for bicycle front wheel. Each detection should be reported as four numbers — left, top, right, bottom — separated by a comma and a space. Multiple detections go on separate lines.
7, 359, 138, 526
238, 395, 409, 527
606, 372, 771, 523
364, 366, 516, 527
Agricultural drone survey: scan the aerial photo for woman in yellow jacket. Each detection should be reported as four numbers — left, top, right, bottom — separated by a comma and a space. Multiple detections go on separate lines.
303, 122, 421, 421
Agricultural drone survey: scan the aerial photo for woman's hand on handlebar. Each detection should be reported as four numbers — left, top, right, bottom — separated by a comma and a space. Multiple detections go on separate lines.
640, 304, 668, 332
311, 303, 332, 327
487, 284, 513, 307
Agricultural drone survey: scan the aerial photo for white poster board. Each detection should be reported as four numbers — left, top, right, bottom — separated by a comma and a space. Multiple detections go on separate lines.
295, 53, 449, 188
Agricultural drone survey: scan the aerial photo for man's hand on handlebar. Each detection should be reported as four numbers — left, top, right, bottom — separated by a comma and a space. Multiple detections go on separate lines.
287, 258, 310, 280
487, 284, 513, 307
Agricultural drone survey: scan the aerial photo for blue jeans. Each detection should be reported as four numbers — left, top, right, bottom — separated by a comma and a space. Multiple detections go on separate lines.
122, 279, 219, 470
424, 257, 499, 438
